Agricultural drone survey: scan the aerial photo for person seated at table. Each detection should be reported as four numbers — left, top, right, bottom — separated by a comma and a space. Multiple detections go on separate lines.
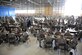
8, 31, 15, 44
56, 35, 67, 50
70, 37, 78, 49
48, 29, 53, 35
55, 30, 61, 36
45, 33, 52, 42
1, 27, 9, 35
37, 32, 45, 47
64, 30, 72, 36
78, 31, 82, 41
23, 30, 29, 41
44, 33, 52, 48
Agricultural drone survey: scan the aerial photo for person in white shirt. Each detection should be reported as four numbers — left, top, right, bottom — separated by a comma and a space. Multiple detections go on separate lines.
69, 48, 75, 55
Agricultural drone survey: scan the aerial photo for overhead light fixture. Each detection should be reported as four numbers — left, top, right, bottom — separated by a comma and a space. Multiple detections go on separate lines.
27, 9, 35, 14
15, 9, 35, 14
15, 10, 28, 14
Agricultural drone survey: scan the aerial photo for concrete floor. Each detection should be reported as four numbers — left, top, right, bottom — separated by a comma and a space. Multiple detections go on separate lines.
0, 36, 82, 55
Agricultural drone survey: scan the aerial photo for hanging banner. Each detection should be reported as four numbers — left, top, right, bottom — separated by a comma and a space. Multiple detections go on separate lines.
0, 6, 15, 17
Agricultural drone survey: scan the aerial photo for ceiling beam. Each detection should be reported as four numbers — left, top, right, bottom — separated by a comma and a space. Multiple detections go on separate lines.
27, 0, 40, 6
48, 0, 54, 6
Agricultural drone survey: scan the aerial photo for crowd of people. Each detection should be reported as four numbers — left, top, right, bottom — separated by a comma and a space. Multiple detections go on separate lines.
30, 16, 82, 55
0, 16, 30, 45
0, 16, 82, 55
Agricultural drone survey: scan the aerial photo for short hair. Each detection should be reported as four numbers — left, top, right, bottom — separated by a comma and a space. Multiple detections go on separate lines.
70, 52, 73, 55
